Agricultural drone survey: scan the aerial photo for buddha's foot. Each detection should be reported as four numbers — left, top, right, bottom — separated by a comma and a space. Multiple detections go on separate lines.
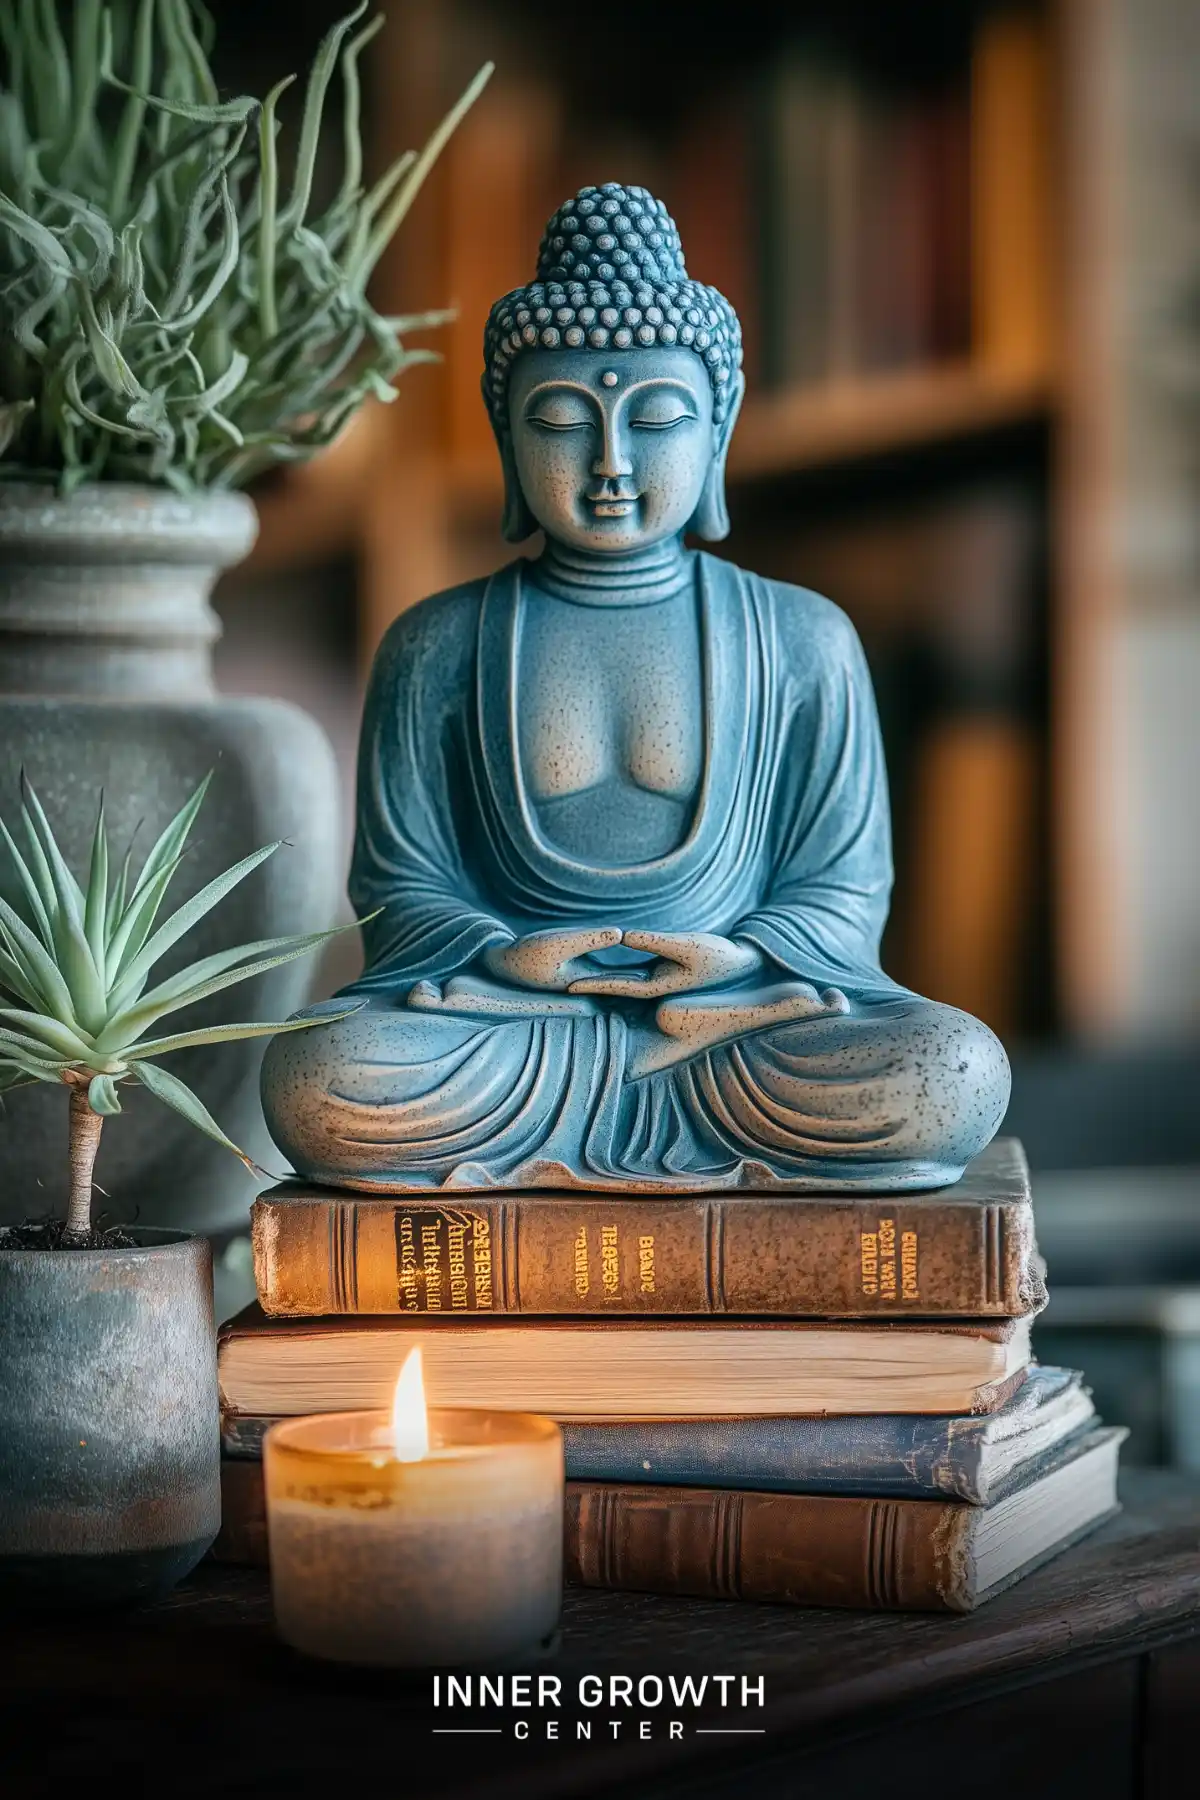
628, 980, 850, 1079
407, 972, 600, 1019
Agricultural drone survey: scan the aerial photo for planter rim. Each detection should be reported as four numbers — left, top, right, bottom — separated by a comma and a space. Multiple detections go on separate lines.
0, 1225, 207, 1261
0, 481, 257, 568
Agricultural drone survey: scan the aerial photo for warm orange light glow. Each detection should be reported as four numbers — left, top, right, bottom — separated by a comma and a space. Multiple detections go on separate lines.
391, 1348, 430, 1463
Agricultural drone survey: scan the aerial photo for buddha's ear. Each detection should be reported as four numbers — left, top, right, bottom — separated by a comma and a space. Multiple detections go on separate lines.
485, 376, 538, 542
689, 371, 745, 543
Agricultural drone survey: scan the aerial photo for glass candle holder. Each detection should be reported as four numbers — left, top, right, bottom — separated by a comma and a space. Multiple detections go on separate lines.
265, 1408, 563, 1667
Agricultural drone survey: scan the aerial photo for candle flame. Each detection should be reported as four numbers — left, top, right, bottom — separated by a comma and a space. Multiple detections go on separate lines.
391, 1347, 430, 1462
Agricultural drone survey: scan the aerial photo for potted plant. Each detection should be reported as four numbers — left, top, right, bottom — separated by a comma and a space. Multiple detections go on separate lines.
0, 772, 356, 1606
0, 3, 489, 1232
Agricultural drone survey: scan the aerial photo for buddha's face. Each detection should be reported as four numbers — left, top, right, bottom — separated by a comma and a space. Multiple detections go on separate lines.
507, 348, 718, 553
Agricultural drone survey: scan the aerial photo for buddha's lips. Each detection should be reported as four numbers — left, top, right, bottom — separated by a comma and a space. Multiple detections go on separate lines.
587, 490, 640, 516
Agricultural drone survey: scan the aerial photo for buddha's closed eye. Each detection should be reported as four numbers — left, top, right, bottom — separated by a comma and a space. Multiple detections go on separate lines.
629, 395, 697, 430
527, 394, 593, 431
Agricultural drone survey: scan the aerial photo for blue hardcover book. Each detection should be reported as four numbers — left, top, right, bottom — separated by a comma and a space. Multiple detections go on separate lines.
559, 1368, 1093, 1505
222, 1367, 1093, 1506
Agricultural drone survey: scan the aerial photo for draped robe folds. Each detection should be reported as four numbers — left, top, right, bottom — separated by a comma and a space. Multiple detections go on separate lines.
261, 554, 1010, 1191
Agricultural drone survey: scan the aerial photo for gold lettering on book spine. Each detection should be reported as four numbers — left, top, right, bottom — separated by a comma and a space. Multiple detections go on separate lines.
878, 1217, 897, 1299
860, 1228, 879, 1297
421, 1222, 443, 1310
573, 1225, 590, 1297
397, 1213, 420, 1312
472, 1214, 494, 1310
901, 1229, 919, 1301
447, 1218, 470, 1310
600, 1224, 620, 1295
638, 1234, 656, 1294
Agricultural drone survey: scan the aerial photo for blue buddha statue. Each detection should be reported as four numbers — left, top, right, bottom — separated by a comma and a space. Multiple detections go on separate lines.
262, 183, 1010, 1192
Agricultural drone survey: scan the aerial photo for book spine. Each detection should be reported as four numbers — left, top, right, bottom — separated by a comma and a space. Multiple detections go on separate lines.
565, 1483, 972, 1612
213, 1458, 269, 1568
214, 1462, 974, 1609
221, 1411, 990, 1501
252, 1191, 1041, 1319
562, 1416, 987, 1501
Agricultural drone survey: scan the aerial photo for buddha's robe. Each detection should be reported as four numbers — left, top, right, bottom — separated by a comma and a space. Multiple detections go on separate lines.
262, 555, 1009, 1191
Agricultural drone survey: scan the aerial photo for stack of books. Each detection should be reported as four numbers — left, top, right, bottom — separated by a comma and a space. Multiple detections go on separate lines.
216, 1139, 1124, 1613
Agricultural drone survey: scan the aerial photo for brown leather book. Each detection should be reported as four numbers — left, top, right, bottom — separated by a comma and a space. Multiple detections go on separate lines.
215, 1428, 1122, 1613
565, 1430, 1121, 1613
252, 1138, 1042, 1320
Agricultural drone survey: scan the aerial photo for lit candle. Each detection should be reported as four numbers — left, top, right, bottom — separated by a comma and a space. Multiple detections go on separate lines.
264, 1348, 564, 1667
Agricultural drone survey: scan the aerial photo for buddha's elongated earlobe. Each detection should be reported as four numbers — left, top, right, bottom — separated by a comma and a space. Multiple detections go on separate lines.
689, 372, 745, 543
500, 442, 537, 542
486, 376, 538, 542
498, 442, 537, 542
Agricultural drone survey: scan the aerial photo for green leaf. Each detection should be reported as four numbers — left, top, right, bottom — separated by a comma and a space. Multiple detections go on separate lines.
87, 1072, 123, 1115
162, 172, 241, 335
0, 401, 34, 456
186, 346, 248, 414
105, 0, 155, 222
357, 62, 493, 286
10, 780, 107, 1032
0, 1005, 94, 1060
0, 1042, 70, 1085
334, 11, 385, 212
0, 812, 55, 947
123, 1003, 363, 1060
256, 73, 296, 340
128, 1058, 254, 1169
95, 920, 356, 1050
0, 946, 43, 1010
112, 840, 282, 1001
127, 773, 210, 905
83, 796, 109, 976
0, 1025, 75, 1069
0, 896, 83, 1029
106, 849, 189, 982
0, 195, 75, 276
78, 283, 146, 401
283, 4, 369, 231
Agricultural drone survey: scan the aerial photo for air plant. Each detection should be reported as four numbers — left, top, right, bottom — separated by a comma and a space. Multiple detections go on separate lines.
0, 2, 491, 491
0, 773, 358, 1243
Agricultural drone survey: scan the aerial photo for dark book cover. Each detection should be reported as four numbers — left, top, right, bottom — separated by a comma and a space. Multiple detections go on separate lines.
252, 1137, 1042, 1320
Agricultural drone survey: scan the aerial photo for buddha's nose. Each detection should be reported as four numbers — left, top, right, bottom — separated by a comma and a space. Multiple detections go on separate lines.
591, 418, 633, 483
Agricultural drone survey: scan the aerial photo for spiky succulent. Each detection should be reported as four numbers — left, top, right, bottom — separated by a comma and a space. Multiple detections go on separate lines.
0, 772, 355, 1238
0, 2, 491, 491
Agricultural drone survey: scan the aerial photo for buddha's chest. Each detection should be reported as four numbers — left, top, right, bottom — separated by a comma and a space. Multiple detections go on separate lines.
516, 591, 704, 805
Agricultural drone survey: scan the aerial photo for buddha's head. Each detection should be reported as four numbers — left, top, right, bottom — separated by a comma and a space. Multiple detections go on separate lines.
483, 183, 745, 552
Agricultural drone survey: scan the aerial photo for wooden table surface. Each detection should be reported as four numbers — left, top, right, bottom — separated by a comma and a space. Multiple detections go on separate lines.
4, 1470, 1200, 1800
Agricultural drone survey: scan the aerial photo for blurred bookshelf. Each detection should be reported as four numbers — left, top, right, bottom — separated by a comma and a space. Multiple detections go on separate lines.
218, 0, 1149, 1050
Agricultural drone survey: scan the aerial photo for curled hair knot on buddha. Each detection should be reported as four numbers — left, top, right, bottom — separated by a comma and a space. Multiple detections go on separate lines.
483, 183, 744, 542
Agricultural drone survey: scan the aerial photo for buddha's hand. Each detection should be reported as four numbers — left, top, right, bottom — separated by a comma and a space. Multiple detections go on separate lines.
567, 930, 764, 999
481, 926, 624, 991
628, 980, 851, 1079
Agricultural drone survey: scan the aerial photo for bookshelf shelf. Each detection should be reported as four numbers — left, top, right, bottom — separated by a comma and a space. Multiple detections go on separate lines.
729, 362, 1053, 482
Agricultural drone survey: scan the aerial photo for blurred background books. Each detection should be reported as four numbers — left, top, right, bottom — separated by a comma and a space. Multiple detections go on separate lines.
202, 0, 1200, 1473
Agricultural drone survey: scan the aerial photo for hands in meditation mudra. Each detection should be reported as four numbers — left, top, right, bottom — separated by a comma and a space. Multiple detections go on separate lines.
263, 184, 1010, 1191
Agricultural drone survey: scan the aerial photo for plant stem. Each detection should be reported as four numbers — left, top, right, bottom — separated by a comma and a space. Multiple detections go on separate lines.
65, 1085, 104, 1242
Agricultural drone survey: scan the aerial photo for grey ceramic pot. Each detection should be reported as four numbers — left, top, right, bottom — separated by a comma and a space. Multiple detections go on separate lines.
0, 1231, 220, 1608
0, 483, 341, 1233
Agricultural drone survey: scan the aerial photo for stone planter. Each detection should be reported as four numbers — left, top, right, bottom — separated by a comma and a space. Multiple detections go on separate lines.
0, 1231, 220, 1608
0, 483, 341, 1233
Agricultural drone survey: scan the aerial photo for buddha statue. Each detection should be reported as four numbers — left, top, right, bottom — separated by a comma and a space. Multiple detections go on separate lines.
262, 183, 1010, 1192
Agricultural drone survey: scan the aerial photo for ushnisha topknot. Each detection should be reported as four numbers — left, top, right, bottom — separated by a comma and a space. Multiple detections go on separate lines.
483, 182, 743, 437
